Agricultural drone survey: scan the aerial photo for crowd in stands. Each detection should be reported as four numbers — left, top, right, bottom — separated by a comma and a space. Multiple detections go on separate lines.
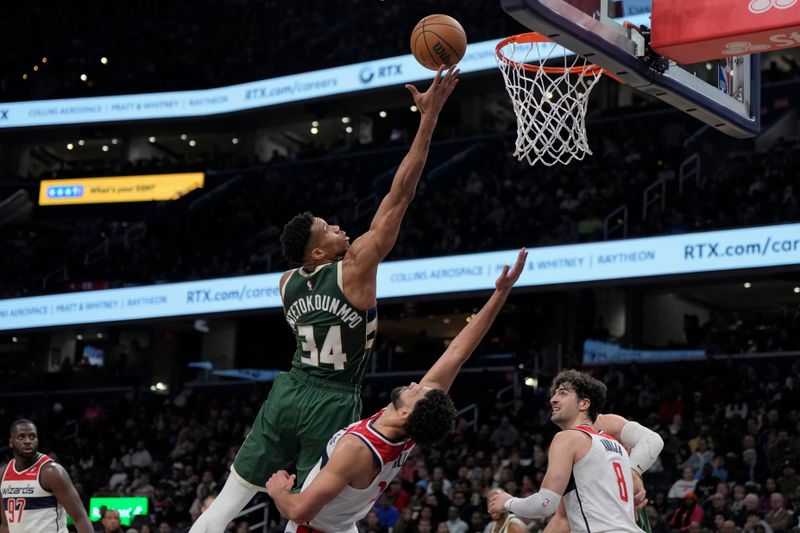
4, 355, 800, 532
2, 112, 799, 303
0, 1, 519, 103
4, 2, 800, 104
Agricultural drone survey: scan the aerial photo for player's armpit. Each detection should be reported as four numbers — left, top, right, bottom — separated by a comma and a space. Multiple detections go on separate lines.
40, 463, 93, 533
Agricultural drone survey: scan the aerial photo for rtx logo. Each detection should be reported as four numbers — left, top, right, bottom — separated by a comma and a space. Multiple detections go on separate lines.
358, 64, 403, 84
749, 0, 797, 13
0, 109, 8, 120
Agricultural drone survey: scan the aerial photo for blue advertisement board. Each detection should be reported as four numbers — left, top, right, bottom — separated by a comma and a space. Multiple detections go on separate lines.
0, 222, 796, 331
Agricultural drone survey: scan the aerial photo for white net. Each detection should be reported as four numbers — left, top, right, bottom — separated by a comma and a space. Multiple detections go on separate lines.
496, 35, 604, 167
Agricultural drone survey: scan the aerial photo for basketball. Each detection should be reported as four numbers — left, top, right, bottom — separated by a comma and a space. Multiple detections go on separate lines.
410, 14, 467, 70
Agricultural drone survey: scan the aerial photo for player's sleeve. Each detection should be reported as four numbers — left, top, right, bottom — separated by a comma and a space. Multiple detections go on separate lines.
620, 421, 664, 474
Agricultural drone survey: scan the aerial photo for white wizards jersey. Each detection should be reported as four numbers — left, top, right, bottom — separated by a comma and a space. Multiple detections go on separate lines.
1, 454, 67, 533
287, 409, 415, 533
563, 426, 639, 533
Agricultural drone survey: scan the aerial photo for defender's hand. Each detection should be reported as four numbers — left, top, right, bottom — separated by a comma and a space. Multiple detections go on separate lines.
631, 470, 648, 509
496, 248, 528, 293
266, 470, 296, 496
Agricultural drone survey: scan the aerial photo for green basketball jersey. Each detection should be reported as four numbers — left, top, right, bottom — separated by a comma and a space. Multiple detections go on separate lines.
635, 507, 652, 533
282, 261, 377, 385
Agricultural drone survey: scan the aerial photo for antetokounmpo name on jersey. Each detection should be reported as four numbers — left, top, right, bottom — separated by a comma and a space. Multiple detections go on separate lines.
286, 295, 363, 329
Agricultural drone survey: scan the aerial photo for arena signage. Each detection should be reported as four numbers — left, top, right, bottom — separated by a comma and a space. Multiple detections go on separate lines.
583, 339, 706, 365
1, 221, 795, 331
0, 16, 651, 129
87, 497, 148, 526
38, 172, 204, 205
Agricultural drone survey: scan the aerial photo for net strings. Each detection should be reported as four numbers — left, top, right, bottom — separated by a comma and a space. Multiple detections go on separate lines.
498, 40, 603, 167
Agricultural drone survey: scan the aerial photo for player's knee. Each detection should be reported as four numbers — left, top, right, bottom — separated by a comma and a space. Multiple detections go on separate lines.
190, 511, 227, 532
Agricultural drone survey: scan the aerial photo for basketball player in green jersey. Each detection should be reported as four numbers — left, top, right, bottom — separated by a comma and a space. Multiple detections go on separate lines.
542, 413, 663, 533
189, 64, 460, 533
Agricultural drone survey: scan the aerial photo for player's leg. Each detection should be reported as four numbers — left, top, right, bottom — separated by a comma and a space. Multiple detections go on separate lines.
190, 373, 299, 532
189, 473, 258, 532
295, 383, 363, 486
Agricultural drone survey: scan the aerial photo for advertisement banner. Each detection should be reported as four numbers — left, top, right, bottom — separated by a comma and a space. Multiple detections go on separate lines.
583, 339, 706, 365
39, 172, 205, 205
0, 221, 796, 331
88, 497, 148, 526
0, 17, 651, 129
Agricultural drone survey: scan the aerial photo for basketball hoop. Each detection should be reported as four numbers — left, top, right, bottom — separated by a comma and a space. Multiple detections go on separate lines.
496, 32, 612, 167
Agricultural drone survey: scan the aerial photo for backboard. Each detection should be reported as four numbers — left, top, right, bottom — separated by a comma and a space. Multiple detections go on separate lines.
500, 0, 761, 137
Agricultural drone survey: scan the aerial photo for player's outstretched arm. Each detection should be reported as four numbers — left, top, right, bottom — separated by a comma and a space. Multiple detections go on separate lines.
343, 65, 459, 307
489, 431, 581, 519
266, 435, 371, 524
40, 463, 94, 533
421, 249, 527, 393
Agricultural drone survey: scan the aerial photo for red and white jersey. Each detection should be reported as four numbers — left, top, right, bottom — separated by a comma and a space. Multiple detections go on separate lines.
563, 426, 639, 533
287, 409, 415, 533
1, 454, 67, 533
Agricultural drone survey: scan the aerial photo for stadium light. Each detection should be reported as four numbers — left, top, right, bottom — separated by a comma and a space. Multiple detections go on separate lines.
310, 127, 319, 135
111, 138, 119, 145
102, 145, 109, 152
379, 111, 387, 118
794, 287, 800, 294
311, 120, 319, 127
12, 337, 18, 343
524, 376, 539, 388
341, 116, 351, 124
148, 136, 156, 143
410, 105, 418, 112
78, 139, 85, 146
41, 57, 47, 63
80, 73, 88, 82
66, 143, 74, 150
743, 282, 752, 288
180, 134, 188, 140
22, 74, 27, 80
232, 138, 239, 144
33, 65, 39, 72
101, 57, 108, 65
188, 139, 197, 147
345, 126, 353, 133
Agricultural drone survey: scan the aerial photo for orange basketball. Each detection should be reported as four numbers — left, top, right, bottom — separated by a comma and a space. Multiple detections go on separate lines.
410, 14, 467, 71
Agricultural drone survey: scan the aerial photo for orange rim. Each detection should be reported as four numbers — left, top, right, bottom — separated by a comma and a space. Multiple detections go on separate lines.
496, 32, 606, 77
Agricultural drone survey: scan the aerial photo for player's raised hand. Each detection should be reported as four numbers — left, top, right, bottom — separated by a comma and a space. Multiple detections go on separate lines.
495, 248, 528, 293
488, 490, 513, 515
265, 470, 296, 496
405, 64, 460, 118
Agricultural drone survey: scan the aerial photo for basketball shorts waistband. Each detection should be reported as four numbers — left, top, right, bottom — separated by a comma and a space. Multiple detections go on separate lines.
287, 367, 361, 394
